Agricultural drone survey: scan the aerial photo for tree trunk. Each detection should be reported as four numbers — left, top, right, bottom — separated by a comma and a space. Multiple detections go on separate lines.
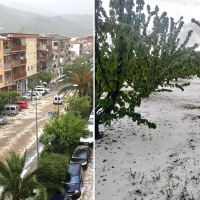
95, 118, 100, 140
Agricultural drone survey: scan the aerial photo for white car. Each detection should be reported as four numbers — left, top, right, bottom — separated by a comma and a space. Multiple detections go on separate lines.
27, 90, 42, 97
35, 85, 50, 94
22, 93, 41, 100
79, 118, 94, 146
53, 95, 64, 105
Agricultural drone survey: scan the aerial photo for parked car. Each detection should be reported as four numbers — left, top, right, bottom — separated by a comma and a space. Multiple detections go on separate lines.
50, 194, 72, 200
62, 163, 83, 199
87, 117, 94, 130
27, 90, 42, 97
0, 116, 7, 125
33, 88, 47, 95
14, 100, 28, 109
23, 93, 41, 100
1, 104, 20, 115
53, 95, 64, 105
34, 85, 50, 94
70, 145, 91, 170
79, 130, 93, 146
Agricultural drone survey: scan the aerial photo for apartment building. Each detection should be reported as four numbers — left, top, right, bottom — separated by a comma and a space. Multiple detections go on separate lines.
0, 33, 53, 93
69, 35, 93, 61
37, 34, 53, 75
0, 37, 7, 90
0, 32, 92, 92
47, 33, 71, 78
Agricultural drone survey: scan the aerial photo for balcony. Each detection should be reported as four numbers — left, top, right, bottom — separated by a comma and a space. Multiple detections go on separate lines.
12, 59, 26, 67
4, 62, 12, 70
5, 77, 12, 85
12, 72, 26, 81
46, 45, 52, 51
3, 48, 11, 55
11, 46, 26, 52
37, 44, 47, 50
37, 55, 47, 61
60, 44, 64, 49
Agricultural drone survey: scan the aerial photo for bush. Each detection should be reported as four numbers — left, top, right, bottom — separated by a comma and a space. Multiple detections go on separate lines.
36, 153, 69, 186
66, 96, 91, 119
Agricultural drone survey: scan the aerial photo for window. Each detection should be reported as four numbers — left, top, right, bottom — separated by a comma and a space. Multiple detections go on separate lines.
54, 42, 58, 46
28, 66, 30, 71
0, 75, 2, 82
31, 65, 33, 70
70, 45, 73, 48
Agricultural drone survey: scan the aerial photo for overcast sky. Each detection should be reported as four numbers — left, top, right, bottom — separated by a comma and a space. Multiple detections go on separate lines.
102, 0, 200, 48
0, 0, 94, 15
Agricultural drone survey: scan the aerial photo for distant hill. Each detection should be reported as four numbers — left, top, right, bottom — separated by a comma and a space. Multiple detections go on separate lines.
0, 4, 93, 37
61, 14, 93, 29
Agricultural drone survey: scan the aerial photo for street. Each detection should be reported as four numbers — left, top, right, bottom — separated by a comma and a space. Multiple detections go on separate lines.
0, 87, 94, 200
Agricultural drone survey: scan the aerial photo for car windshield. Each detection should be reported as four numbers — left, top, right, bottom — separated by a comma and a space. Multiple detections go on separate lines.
84, 132, 93, 138
88, 119, 93, 125
67, 175, 80, 184
73, 150, 87, 159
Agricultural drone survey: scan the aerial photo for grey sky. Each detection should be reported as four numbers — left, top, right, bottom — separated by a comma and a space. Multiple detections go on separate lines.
0, 0, 94, 16
102, 0, 200, 48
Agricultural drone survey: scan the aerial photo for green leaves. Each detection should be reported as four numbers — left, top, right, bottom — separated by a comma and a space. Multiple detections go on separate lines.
41, 111, 88, 146
96, 0, 200, 131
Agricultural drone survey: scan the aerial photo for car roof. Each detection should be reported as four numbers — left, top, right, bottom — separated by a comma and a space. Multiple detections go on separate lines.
15, 100, 27, 103
68, 163, 82, 175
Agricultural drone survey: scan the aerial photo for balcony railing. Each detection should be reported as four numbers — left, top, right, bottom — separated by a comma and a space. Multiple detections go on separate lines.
11, 46, 26, 52
5, 77, 12, 85
46, 45, 52, 51
12, 72, 26, 81
37, 55, 47, 61
12, 59, 26, 67
3, 48, 11, 55
4, 62, 12, 70
37, 44, 46, 50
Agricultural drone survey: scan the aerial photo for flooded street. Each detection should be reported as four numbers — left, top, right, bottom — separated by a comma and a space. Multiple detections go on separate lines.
0, 88, 94, 199
80, 147, 94, 200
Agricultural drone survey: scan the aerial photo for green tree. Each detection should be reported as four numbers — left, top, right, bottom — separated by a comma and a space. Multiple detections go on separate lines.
66, 95, 92, 119
39, 111, 89, 147
38, 71, 53, 85
0, 150, 61, 200
95, 0, 200, 132
0, 91, 21, 114
36, 153, 69, 192
27, 75, 38, 100
56, 54, 93, 98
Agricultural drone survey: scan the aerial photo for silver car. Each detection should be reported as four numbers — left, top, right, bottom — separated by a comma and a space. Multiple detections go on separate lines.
0, 116, 7, 125
23, 93, 41, 100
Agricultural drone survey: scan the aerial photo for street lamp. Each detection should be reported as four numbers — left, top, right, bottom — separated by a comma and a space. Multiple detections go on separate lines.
35, 97, 39, 161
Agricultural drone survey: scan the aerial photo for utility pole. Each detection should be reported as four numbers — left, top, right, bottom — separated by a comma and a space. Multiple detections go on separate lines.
35, 98, 39, 161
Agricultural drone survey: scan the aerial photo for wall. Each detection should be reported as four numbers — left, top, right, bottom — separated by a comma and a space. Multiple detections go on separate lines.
26, 38, 37, 77
0, 40, 4, 89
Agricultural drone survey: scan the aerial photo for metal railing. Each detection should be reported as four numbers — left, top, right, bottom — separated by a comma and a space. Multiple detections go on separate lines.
4, 62, 12, 70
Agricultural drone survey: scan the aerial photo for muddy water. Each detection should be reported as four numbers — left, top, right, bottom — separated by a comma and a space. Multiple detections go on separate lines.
0, 91, 94, 200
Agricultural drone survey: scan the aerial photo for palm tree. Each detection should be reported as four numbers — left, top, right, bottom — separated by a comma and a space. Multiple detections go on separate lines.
56, 54, 93, 98
0, 150, 64, 200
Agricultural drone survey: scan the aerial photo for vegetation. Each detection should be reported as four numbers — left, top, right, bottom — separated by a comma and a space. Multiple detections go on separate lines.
36, 153, 69, 188
0, 151, 52, 200
39, 111, 89, 148
38, 71, 53, 85
66, 95, 92, 119
56, 54, 93, 99
0, 91, 20, 113
95, 0, 200, 130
